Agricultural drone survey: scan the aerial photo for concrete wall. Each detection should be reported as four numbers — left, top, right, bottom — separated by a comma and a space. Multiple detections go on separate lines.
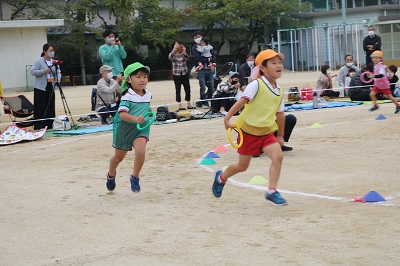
0, 20, 64, 91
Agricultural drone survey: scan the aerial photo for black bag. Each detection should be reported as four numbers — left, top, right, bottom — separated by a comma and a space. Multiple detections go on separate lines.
156, 105, 170, 121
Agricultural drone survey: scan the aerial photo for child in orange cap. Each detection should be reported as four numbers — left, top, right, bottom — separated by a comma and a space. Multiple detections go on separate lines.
367, 50, 400, 113
211, 49, 287, 206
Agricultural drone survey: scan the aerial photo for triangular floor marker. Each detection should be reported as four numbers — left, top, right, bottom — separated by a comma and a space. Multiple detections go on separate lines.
375, 115, 387, 120
248, 175, 268, 185
214, 145, 229, 152
362, 191, 386, 202
203, 151, 220, 158
199, 158, 217, 165
311, 123, 323, 128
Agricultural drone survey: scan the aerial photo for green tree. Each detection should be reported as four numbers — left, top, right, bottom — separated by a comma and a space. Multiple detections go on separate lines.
185, 0, 312, 63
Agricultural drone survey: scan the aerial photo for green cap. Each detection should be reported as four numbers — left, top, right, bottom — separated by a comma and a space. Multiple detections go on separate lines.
121, 62, 151, 92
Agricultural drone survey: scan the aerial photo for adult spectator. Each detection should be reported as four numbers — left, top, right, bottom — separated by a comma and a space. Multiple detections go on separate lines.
95, 65, 123, 125
98, 29, 127, 77
191, 31, 216, 108
316, 65, 339, 98
238, 53, 255, 86
31, 43, 61, 130
363, 25, 382, 66
337, 54, 359, 87
168, 41, 193, 110
211, 72, 241, 115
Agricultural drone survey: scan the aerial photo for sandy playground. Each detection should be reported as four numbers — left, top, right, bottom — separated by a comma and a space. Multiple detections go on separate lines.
1, 70, 400, 265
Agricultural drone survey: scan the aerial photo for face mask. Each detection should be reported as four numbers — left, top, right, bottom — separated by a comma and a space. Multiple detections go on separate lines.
107, 72, 113, 80
368, 31, 375, 36
195, 37, 202, 44
47, 51, 55, 58
349, 73, 355, 77
247, 61, 254, 67
231, 80, 238, 85
346, 62, 353, 67
327, 70, 332, 75
106, 38, 114, 44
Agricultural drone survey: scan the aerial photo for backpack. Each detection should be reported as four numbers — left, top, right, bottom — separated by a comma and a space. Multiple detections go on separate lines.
288, 87, 301, 101
156, 105, 170, 121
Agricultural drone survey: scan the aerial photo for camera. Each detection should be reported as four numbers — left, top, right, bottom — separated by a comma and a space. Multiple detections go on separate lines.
52, 60, 64, 65
115, 39, 119, 43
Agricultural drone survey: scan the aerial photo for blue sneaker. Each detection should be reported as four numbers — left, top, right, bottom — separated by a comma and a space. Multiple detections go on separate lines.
212, 170, 225, 198
395, 106, 400, 114
106, 173, 116, 191
130, 176, 140, 192
369, 105, 379, 111
266, 191, 287, 206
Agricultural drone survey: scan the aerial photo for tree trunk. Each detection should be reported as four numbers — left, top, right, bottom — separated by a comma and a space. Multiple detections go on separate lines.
79, 47, 86, 85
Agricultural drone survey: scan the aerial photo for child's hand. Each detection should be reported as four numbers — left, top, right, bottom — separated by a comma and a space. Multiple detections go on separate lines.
277, 135, 284, 147
136, 115, 145, 123
223, 117, 233, 130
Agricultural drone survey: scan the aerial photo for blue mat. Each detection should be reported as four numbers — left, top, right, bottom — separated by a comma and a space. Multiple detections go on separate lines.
53, 125, 112, 135
287, 101, 360, 110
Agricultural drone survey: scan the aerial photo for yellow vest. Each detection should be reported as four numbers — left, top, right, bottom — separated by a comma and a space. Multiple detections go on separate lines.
234, 78, 282, 136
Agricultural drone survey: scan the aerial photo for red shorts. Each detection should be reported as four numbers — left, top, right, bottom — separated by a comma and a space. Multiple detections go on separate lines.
237, 131, 278, 156
372, 86, 391, 95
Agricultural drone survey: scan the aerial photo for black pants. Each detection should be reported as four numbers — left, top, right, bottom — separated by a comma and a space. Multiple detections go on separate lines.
211, 92, 235, 112
350, 92, 384, 101
273, 114, 297, 142
98, 106, 118, 124
321, 90, 340, 98
34, 83, 55, 130
172, 73, 191, 103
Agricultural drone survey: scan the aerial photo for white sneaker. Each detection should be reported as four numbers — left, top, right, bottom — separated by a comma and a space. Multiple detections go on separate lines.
220, 111, 228, 116
201, 104, 210, 108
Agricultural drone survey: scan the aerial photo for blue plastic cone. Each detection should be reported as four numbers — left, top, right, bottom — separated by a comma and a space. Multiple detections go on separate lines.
375, 115, 387, 120
203, 151, 220, 158
362, 191, 386, 202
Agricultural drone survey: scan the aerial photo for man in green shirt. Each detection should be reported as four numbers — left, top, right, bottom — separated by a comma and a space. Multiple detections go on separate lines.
98, 29, 127, 77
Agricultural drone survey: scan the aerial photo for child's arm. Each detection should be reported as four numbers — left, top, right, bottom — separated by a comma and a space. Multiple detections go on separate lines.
275, 112, 285, 146
223, 98, 248, 129
119, 111, 145, 124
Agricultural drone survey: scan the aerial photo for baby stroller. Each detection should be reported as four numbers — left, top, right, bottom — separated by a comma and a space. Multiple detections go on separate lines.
195, 62, 234, 108
1, 95, 35, 127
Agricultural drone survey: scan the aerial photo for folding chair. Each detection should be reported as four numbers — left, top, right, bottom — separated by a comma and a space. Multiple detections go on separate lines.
1, 95, 34, 127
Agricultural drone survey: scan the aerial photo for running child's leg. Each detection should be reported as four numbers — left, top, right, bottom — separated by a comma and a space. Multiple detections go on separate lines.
369, 90, 377, 103
262, 143, 284, 189
220, 154, 252, 181
386, 94, 400, 113
109, 148, 128, 177
132, 137, 147, 177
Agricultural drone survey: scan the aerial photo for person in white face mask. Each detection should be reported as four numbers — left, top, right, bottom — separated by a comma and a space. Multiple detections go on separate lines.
95, 65, 123, 125
238, 53, 255, 86
316, 65, 339, 98
31, 43, 62, 130
362, 25, 382, 66
338, 54, 359, 87
98, 29, 127, 78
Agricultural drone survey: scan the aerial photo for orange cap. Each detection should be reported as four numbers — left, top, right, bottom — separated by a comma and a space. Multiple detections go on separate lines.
371, 50, 383, 58
255, 49, 284, 67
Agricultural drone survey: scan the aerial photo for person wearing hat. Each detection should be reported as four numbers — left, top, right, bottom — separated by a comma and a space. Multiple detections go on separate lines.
95, 65, 123, 125
211, 71, 242, 115
238, 53, 255, 86
367, 51, 400, 113
211, 49, 288, 206
106, 62, 152, 193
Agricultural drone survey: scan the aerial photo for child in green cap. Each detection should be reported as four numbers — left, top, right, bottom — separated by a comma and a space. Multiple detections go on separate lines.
106, 62, 152, 192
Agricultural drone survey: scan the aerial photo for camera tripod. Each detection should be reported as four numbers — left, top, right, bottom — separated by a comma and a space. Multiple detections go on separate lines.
41, 65, 75, 129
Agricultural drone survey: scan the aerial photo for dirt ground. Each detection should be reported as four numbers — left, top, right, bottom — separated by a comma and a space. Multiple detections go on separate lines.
1, 71, 400, 265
